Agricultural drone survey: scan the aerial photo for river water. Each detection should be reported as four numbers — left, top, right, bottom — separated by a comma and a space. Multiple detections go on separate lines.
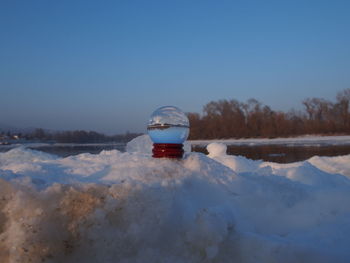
1, 142, 350, 163
192, 144, 350, 163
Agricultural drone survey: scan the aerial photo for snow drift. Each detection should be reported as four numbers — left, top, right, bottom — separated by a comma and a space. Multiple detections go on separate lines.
0, 136, 350, 263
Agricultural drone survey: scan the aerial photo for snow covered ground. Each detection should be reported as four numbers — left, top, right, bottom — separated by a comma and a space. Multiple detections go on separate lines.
190, 135, 350, 147
0, 135, 350, 262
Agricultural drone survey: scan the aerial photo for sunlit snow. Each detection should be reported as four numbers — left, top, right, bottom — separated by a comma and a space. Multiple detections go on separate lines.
0, 135, 350, 262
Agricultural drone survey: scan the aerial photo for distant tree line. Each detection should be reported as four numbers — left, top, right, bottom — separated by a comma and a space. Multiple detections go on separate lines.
24, 129, 142, 143
187, 89, 350, 139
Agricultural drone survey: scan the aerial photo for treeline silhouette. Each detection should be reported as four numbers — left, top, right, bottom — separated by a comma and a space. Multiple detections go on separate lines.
25, 129, 142, 143
187, 89, 350, 140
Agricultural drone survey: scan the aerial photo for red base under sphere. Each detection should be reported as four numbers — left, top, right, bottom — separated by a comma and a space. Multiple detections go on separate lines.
152, 143, 184, 158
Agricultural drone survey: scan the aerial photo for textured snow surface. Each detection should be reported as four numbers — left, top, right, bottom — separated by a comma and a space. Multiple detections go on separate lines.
0, 136, 350, 263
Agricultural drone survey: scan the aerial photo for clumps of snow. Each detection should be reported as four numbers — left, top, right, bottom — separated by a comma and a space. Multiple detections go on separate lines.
207, 142, 262, 173
0, 138, 350, 262
207, 142, 227, 157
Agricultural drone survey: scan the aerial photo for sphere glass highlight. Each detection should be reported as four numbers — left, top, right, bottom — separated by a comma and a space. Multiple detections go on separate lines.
147, 106, 189, 144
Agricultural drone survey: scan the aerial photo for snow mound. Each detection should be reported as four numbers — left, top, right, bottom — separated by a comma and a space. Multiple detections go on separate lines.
0, 139, 350, 262
125, 134, 153, 154
207, 142, 262, 173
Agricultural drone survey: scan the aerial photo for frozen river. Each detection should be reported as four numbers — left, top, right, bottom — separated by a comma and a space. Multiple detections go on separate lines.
1, 135, 350, 162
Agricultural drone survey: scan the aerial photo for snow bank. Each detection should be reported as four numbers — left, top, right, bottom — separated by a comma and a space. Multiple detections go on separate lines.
0, 138, 350, 262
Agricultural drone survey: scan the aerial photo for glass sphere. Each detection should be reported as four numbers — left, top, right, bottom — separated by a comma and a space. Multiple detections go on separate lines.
147, 106, 190, 144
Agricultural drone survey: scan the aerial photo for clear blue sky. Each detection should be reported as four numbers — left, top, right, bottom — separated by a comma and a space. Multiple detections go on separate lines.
1, 0, 349, 134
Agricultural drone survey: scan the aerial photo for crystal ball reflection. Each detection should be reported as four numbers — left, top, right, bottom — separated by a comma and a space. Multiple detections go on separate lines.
147, 106, 190, 144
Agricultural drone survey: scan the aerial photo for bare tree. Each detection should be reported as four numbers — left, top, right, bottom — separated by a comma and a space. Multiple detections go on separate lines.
186, 89, 350, 140
336, 88, 350, 130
